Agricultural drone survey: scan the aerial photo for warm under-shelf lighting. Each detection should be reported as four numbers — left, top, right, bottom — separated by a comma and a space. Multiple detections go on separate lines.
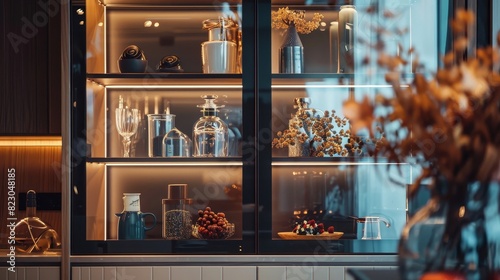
271, 84, 410, 89
106, 85, 242, 89
271, 161, 407, 166
105, 161, 243, 167
0, 136, 62, 147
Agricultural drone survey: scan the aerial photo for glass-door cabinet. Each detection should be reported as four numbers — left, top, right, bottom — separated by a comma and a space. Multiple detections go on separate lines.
71, 0, 256, 254
259, 0, 440, 254
70, 0, 442, 255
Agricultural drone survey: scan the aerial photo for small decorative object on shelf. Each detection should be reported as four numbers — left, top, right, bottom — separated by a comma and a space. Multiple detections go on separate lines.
162, 184, 192, 240
14, 190, 61, 253
147, 113, 174, 157
271, 7, 323, 73
272, 97, 377, 157
293, 219, 325, 235
156, 55, 184, 73
338, 5, 358, 73
117, 45, 148, 73
193, 95, 228, 157
162, 113, 192, 157
193, 206, 234, 239
343, 9, 500, 280
115, 96, 140, 157
277, 219, 344, 240
201, 17, 239, 73
360, 216, 390, 240
115, 193, 156, 240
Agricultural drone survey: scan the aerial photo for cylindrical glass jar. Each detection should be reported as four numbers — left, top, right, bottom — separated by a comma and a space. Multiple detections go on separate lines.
147, 114, 174, 157
162, 184, 192, 240
338, 5, 358, 73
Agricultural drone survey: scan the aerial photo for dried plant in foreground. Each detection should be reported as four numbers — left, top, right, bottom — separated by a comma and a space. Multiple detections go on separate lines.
343, 9, 500, 199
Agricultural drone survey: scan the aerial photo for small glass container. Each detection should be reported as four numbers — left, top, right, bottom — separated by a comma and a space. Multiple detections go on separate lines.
162, 184, 193, 240
147, 114, 174, 157
192, 95, 229, 157
162, 114, 192, 157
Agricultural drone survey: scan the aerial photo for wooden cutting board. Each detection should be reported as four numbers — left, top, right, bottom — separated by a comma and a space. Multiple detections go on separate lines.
277, 232, 344, 240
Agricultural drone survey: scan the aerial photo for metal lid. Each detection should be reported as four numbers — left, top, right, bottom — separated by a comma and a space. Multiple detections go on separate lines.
163, 184, 192, 204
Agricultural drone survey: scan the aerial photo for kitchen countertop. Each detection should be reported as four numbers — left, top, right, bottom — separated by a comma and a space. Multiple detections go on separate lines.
0, 249, 61, 266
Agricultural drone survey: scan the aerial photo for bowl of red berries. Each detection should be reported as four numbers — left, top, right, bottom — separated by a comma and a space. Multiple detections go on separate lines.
192, 207, 235, 239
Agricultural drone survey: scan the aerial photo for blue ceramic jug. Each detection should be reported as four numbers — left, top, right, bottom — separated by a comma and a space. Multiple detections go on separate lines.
115, 193, 156, 240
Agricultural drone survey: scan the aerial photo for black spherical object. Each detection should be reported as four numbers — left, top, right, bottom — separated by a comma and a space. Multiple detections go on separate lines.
120, 45, 146, 60
118, 45, 148, 73
157, 55, 184, 73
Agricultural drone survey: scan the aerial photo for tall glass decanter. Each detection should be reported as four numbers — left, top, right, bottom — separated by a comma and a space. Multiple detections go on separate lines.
14, 190, 61, 253
192, 95, 228, 157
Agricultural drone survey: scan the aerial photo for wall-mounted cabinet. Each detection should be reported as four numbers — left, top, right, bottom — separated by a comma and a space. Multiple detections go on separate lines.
0, 0, 61, 135
70, 0, 441, 255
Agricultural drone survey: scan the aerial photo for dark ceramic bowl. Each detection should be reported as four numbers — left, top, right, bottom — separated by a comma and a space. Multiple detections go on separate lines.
118, 59, 148, 73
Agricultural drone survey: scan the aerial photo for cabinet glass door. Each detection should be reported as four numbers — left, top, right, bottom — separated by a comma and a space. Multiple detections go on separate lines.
71, 0, 255, 254
260, 0, 439, 253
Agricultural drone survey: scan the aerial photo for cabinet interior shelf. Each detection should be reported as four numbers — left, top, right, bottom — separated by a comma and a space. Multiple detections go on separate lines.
87, 73, 414, 88
272, 73, 414, 89
87, 157, 243, 166
272, 157, 401, 166
87, 73, 242, 87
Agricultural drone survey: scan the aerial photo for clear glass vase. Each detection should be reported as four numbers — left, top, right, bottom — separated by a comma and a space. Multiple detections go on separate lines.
399, 179, 500, 280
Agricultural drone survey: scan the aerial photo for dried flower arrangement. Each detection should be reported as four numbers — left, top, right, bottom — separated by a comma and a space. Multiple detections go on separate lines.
271, 7, 324, 34
342, 9, 500, 198
272, 107, 379, 157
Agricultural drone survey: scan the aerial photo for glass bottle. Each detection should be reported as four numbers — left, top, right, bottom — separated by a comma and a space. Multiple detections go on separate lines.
14, 190, 61, 253
192, 95, 228, 157
162, 114, 192, 157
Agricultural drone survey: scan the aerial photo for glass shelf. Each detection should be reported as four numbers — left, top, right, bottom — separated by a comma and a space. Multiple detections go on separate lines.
87, 157, 243, 165
87, 73, 242, 87
271, 157, 399, 165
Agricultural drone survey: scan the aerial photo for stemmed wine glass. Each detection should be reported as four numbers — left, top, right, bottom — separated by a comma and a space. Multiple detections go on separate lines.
115, 107, 140, 157
130, 110, 144, 157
